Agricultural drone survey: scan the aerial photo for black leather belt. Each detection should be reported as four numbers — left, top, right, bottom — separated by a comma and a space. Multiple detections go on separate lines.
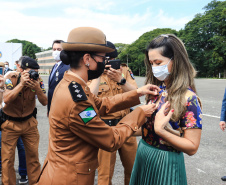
102, 119, 121, 126
5, 112, 34, 122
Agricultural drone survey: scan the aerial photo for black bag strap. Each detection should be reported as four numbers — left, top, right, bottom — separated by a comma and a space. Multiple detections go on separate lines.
16, 73, 21, 86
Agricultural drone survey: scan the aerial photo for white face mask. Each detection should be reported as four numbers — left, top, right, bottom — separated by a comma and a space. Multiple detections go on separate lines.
152, 58, 172, 81
52, 50, 61, 61
5, 65, 9, 68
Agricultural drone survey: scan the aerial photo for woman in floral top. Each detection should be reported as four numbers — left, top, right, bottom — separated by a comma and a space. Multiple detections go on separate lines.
130, 34, 202, 185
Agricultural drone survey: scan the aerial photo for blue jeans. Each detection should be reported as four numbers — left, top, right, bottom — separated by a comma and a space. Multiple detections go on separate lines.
0, 131, 27, 176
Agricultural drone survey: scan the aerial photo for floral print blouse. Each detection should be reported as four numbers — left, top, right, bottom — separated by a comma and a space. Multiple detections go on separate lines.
142, 85, 202, 153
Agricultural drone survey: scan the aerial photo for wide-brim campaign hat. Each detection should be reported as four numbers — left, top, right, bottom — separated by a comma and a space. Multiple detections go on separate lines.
0, 62, 5, 67
61, 27, 115, 53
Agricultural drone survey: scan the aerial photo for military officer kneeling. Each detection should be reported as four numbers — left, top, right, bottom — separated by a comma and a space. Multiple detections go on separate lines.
1, 56, 47, 185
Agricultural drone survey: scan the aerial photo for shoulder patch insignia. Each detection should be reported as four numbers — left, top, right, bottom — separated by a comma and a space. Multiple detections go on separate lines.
6, 84, 13, 90
5, 79, 12, 85
79, 106, 97, 124
6, 78, 13, 90
128, 68, 135, 79
68, 81, 87, 102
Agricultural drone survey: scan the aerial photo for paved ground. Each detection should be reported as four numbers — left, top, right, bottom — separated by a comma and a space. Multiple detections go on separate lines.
5, 76, 226, 185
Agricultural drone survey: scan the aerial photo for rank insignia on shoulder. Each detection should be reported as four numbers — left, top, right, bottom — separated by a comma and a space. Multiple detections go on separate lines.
79, 106, 97, 124
68, 81, 87, 102
128, 68, 135, 79
6, 83, 13, 90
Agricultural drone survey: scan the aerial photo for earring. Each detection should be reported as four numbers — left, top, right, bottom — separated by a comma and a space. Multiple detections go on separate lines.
85, 63, 90, 67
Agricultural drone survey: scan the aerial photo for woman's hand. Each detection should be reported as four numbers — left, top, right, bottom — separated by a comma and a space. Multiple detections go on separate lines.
0, 75, 5, 88
139, 103, 157, 117
154, 101, 174, 134
137, 84, 160, 96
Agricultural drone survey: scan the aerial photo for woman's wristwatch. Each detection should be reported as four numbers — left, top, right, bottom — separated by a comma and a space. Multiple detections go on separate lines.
117, 78, 126, 85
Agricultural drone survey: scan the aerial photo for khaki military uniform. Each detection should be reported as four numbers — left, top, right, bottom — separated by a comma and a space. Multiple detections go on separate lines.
1, 72, 45, 185
36, 70, 145, 185
96, 65, 138, 185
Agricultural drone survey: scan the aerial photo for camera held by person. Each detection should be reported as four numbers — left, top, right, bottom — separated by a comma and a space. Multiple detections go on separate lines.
28, 69, 39, 80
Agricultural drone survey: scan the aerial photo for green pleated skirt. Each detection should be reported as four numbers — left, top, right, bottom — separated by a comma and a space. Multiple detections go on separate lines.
129, 139, 187, 185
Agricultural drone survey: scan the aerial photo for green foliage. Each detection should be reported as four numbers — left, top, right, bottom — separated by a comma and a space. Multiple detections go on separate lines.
179, 0, 226, 77
114, 43, 129, 55
6, 39, 41, 59
116, 0, 226, 77
43, 47, 52, 51
5, 0, 225, 78
118, 28, 178, 76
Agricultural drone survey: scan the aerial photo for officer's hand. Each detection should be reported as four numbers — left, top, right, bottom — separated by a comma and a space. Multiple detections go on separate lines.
106, 67, 122, 83
219, 121, 226, 131
0, 75, 5, 88
137, 84, 160, 96
154, 101, 174, 134
20, 71, 30, 86
25, 79, 40, 90
139, 103, 157, 117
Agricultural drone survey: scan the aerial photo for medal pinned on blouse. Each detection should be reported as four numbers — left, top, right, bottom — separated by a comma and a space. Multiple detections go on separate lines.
56, 71, 59, 82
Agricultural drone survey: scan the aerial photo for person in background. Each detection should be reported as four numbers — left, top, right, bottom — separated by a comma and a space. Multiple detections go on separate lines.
47, 40, 70, 115
36, 27, 160, 185
4, 61, 12, 75
1, 56, 47, 185
0, 61, 28, 184
129, 34, 202, 185
219, 89, 226, 181
89, 41, 138, 185
14, 61, 19, 71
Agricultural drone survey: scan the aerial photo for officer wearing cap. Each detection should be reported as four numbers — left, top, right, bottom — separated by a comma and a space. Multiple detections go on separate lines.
1, 56, 47, 185
35, 27, 159, 185
88, 41, 138, 185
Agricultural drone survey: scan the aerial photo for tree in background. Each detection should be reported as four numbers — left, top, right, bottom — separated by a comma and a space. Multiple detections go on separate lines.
179, 0, 226, 77
114, 43, 129, 55
6, 39, 41, 59
118, 28, 178, 76
5, 0, 225, 77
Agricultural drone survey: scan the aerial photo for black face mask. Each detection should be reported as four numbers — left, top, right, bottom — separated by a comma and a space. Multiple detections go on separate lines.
88, 59, 105, 80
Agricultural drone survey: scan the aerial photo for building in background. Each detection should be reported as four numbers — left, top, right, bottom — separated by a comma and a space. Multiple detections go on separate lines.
35, 50, 54, 74
0, 43, 22, 69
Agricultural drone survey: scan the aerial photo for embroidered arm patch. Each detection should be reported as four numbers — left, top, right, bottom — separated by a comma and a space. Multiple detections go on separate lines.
79, 106, 97, 124
5, 79, 13, 90
128, 68, 135, 79
40, 79, 46, 94
68, 81, 87, 102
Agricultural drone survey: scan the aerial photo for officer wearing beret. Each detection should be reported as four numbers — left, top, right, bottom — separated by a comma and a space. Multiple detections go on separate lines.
89, 41, 138, 185
36, 27, 159, 185
2, 56, 47, 185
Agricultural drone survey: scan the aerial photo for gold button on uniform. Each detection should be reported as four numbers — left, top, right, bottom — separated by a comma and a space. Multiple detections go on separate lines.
88, 168, 91, 172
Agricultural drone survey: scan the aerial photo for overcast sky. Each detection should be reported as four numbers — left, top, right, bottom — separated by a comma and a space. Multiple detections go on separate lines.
0, 0, 217, 49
